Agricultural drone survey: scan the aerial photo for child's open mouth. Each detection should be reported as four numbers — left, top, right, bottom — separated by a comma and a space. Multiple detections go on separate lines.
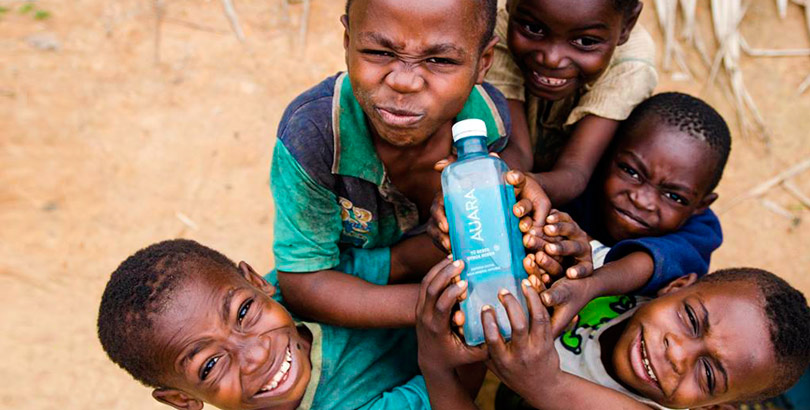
255, 345, 293, 396
632, 329, 662, 392
531, 71, 570, 88
640, 338, 659, 383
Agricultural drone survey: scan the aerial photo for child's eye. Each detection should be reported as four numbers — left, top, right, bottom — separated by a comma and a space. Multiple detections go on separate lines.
685, 303, 699, 335
702, 358, 716, 393
362, 49, 395, 58
515, 18, 544, 36
572, 37, 602, 48
425, 57, 457, 65
619, 163, 640, 180
665, 192, 688, 205
200, 356, 220, 381
237, 299, 253, 326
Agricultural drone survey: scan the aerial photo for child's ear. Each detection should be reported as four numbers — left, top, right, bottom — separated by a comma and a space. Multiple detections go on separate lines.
340, 15, 350, 50
657, 273, 698, 297
475, 36, 501, 84
238, 261, 276, 297
694, 192, 718, 215
152, 388, 203, 410
618, 2, 643, 45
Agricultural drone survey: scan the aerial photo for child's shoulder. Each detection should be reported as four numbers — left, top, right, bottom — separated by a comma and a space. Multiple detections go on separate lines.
277, 72, 342, 143
614, 24, 656, 63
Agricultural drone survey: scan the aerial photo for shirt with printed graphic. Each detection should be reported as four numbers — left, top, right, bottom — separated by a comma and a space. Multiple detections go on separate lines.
272, 72, 512, 274
556, 295, 674, 410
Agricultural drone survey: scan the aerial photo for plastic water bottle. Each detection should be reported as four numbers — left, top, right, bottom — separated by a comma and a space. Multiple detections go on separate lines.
442, 119, 528, 346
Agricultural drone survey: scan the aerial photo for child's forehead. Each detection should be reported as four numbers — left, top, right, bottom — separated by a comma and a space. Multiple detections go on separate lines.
349, 0, 483, 47
512, 0, 622, 24
619, 118, 715, 165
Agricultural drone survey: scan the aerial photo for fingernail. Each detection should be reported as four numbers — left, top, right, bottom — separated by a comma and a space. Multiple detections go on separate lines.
440, 221, 448, 231
499, 288, 510, 296
516, 206, 524, 215
529, 229, 538, 236
457, 280, 467, 288
568, 268, 578, 278
549, 244, 559, 253
447, 254, 453, 259
547, 225, 556, 233
522, 279, 531, 288
482, 305, 492, 311
453, 260, 462, 267
542, 294, 551, 305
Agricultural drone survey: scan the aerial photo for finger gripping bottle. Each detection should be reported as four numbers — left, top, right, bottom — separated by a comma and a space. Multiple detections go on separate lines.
442, 119, 528, 346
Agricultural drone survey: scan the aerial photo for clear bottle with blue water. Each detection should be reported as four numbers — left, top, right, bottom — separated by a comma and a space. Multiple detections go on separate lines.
442, 119, 528, 346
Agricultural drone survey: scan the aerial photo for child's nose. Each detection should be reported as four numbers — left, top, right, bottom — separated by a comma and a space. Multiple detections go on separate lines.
237, 335, 271, 375
665, 332, 702, 376
385, 64, 425, 94
629, 185, 656, 212
538, 43, 566, 69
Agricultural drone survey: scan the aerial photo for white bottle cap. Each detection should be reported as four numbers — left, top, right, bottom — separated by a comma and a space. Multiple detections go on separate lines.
452, 119, 487, 142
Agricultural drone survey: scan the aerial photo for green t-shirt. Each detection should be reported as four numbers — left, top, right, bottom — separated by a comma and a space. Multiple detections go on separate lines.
271, 72, 511, 273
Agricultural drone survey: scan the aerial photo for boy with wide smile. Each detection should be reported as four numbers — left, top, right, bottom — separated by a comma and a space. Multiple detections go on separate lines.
415, 260, 810, 409
98, 239, 441, 410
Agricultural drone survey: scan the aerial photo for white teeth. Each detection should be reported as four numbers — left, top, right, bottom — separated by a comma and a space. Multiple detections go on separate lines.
534, 72, 569, 87
640, 340, 659, 382
259, 346, 294, 394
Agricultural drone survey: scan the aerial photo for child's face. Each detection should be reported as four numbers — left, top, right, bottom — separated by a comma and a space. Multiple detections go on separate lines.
611, 276, 778, 408
598, 116, 718, 241
343, 0, 496, 146
150, 263, 312, 410
506, 0, 637, 101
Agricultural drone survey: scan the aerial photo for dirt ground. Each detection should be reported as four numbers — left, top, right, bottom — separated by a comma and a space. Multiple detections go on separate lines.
1, 1, 808, 409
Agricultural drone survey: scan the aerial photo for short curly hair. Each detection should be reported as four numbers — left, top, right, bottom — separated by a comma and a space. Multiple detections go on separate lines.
620, 92, 732, 192
345, 0, 498, 51
97, 239, 238, 388
700, 267, 810, 400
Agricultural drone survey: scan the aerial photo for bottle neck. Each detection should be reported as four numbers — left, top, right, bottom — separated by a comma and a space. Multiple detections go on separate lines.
454, 136, 488, 160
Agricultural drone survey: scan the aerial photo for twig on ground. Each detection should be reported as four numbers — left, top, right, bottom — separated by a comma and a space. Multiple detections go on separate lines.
760, 199, 801, 225
720, 157, 810, 212
799, 74, 810, 94
176, 212, 200, 231
153, 0, 165, 64
782, 180, 810, 209
164, 17, 230, 34
299, 0, 311, 48
221, 0, 245, 42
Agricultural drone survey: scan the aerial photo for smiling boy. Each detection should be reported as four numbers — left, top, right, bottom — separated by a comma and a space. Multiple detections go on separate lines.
504, 93, 727, 337
98, 239, 436, 410
271, 0, 512, 328
415, 260, 810, 409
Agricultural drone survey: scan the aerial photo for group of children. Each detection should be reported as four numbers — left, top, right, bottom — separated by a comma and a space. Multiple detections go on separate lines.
97, 0, 810, 409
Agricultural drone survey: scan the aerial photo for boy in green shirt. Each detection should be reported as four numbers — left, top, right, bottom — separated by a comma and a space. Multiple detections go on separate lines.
271, 0, 527, 328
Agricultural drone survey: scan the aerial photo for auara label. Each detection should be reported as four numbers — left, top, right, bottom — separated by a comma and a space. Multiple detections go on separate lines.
448, 185, 512, 278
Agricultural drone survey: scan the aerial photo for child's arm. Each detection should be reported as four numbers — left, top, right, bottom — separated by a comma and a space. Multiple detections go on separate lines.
279, 236, 445, 328
538, 211, 722, 336
604, 209, 723, 295
415, 258, 488, 410
483, 283, 655, 410
278, 270, 420, 327
498, 99, 534, 172
532, 115, 619, 206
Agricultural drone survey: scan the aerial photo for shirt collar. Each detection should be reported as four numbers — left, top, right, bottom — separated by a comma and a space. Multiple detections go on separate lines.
330, 72, 507, 184
296, 322, 323, 410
